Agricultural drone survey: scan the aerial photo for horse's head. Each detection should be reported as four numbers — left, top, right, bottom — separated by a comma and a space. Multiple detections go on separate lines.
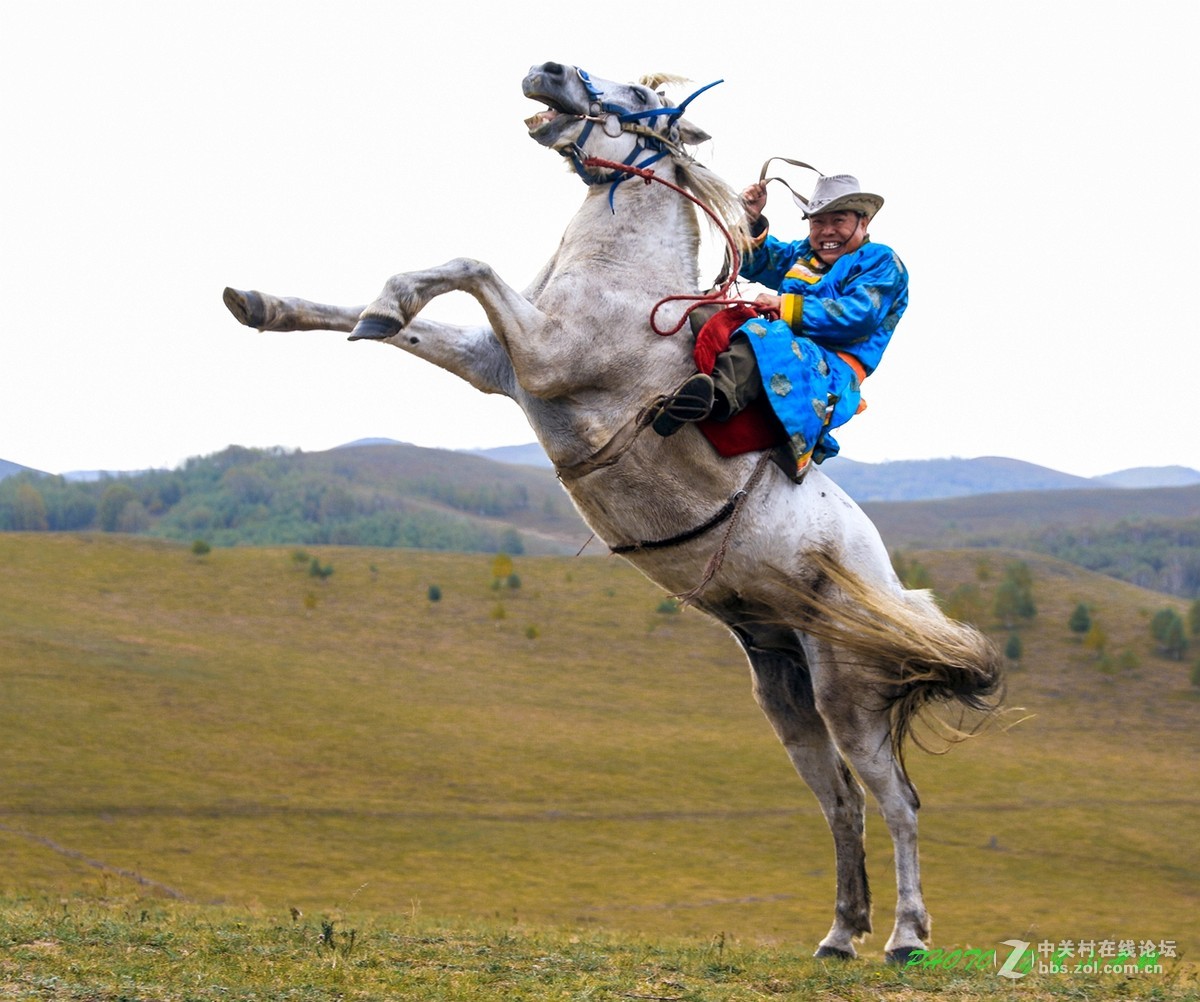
523, 62, 714, 190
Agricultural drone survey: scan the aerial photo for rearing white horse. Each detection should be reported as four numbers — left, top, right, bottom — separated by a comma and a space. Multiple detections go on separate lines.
223, 61, 1001, 963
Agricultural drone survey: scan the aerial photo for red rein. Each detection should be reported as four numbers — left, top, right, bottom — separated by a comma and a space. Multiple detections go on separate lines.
581, 157, 764, 336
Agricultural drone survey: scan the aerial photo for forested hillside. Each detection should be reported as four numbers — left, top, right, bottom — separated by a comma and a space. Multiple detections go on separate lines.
865, 484, 1200, 599
3, 443, 1199, 597
0, 443, 590, 555
1023, 519, 1200, 597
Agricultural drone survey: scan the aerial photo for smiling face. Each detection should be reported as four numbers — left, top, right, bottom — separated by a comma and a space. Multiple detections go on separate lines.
808, 210, 869, 265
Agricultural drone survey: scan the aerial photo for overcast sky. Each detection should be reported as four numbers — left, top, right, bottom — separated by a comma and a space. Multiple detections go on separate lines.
2, 1, 1195, 478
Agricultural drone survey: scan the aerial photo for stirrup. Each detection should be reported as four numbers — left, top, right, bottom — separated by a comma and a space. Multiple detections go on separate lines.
652, 373, 715, 437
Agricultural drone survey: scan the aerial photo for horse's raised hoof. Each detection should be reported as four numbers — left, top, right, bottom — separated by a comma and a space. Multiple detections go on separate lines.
223, 287, 267, 329
886, 946, 923, 966
349, 315, 403, 342
814, 946, 856, 961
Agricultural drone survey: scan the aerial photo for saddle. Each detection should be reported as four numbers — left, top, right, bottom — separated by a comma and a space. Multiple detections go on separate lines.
690, 304, 788, 458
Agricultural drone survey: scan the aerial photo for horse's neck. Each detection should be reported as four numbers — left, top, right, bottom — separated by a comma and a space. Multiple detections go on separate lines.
535, 176, 701, 401
521, 166, 741, 507
554, 173, 701, 289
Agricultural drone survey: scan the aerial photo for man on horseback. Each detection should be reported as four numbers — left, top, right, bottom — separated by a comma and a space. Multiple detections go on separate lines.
225, 63, 999, 962
653, 173, 909, 480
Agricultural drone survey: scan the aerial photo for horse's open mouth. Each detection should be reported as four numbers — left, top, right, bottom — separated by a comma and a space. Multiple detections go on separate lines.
524, 94, 582, 144
524, 106, 559, 133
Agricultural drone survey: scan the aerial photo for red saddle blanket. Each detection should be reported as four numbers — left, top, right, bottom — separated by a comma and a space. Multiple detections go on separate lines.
691, 305, 787, 457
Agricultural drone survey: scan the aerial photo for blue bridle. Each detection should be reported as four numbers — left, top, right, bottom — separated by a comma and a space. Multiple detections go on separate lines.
568, 67, 723, 211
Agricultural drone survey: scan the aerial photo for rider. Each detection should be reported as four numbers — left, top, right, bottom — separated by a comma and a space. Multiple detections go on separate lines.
653, 173, 909, 480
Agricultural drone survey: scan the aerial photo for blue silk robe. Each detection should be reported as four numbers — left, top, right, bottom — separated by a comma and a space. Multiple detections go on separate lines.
738, 232, 909, 476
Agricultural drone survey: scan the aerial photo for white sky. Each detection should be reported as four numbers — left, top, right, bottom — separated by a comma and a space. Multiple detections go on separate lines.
2, 1, 1195, 478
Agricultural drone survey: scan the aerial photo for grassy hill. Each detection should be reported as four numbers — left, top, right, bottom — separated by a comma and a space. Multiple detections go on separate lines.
0, 443, 592, 556
865, 485, 1200, 598
5, 443, 1200, 598
862, 483, 1200, 546
1, 533, 1196, 976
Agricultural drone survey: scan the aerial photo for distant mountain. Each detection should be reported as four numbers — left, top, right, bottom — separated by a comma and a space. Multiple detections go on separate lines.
334, 437, 406, 450
466, 443, 553, 468
822, 455, 1197, 499
821, 456, 1093, 501
0, 458, 45, 480
62, 469, 164, 483
0, 460, 154, 483
6, 442, 1199, 502
466, 447, 1200, 499
1091, 465, 1200, 489
333, 438, 554, 468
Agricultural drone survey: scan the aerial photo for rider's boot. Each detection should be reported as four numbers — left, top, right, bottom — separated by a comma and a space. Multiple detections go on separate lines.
652, 373, 716, 437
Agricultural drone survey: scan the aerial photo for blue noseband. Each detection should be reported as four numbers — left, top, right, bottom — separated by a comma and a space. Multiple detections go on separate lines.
568, 68, 723, 211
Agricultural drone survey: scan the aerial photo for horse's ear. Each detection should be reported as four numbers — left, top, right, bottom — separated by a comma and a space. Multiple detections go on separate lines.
674, 118, 711, 147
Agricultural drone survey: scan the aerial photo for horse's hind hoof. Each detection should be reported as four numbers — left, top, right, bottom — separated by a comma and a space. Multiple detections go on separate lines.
886, 946, 923, 966
349, 315, 403, 342
814, 946, 856, 961
223, 287, 267, 329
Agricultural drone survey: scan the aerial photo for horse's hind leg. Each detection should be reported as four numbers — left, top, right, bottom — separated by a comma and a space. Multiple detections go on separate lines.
737, 630, 872, 958
810, 646, 930, 964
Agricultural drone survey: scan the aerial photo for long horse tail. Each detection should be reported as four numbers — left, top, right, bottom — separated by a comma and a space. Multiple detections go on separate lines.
767, 551, 1004, 769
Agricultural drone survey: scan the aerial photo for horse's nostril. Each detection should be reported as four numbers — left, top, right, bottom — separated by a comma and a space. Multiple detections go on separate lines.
542, 62, 564, 77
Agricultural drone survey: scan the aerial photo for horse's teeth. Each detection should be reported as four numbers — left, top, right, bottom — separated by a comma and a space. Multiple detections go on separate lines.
524, 108, 559, 131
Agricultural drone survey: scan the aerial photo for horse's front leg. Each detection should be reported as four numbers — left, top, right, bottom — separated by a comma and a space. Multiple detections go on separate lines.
351, 258, 572, 398
223, 287, 514, 396
223, 288, 363, 332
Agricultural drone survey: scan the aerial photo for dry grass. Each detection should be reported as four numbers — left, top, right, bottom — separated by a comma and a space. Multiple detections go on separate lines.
0, 534, 1196, 988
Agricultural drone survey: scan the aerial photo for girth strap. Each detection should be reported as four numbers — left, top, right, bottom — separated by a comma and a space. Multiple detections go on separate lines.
609, 495, 741, 555
608, 449, 775, 578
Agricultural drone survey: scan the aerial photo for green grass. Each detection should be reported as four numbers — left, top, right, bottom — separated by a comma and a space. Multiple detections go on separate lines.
2, 897, 1196, 1000
1, 533, 1198, 997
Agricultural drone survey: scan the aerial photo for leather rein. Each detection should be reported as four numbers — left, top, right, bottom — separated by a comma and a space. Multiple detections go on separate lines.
554, 136, 780, 578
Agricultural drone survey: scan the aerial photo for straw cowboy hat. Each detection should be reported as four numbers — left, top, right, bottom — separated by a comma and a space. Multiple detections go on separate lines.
803, 174, 884, 219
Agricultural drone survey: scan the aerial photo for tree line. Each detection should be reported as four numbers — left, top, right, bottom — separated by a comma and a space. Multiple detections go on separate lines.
0, 446, 527, 554
1025, 520, 1200, 599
